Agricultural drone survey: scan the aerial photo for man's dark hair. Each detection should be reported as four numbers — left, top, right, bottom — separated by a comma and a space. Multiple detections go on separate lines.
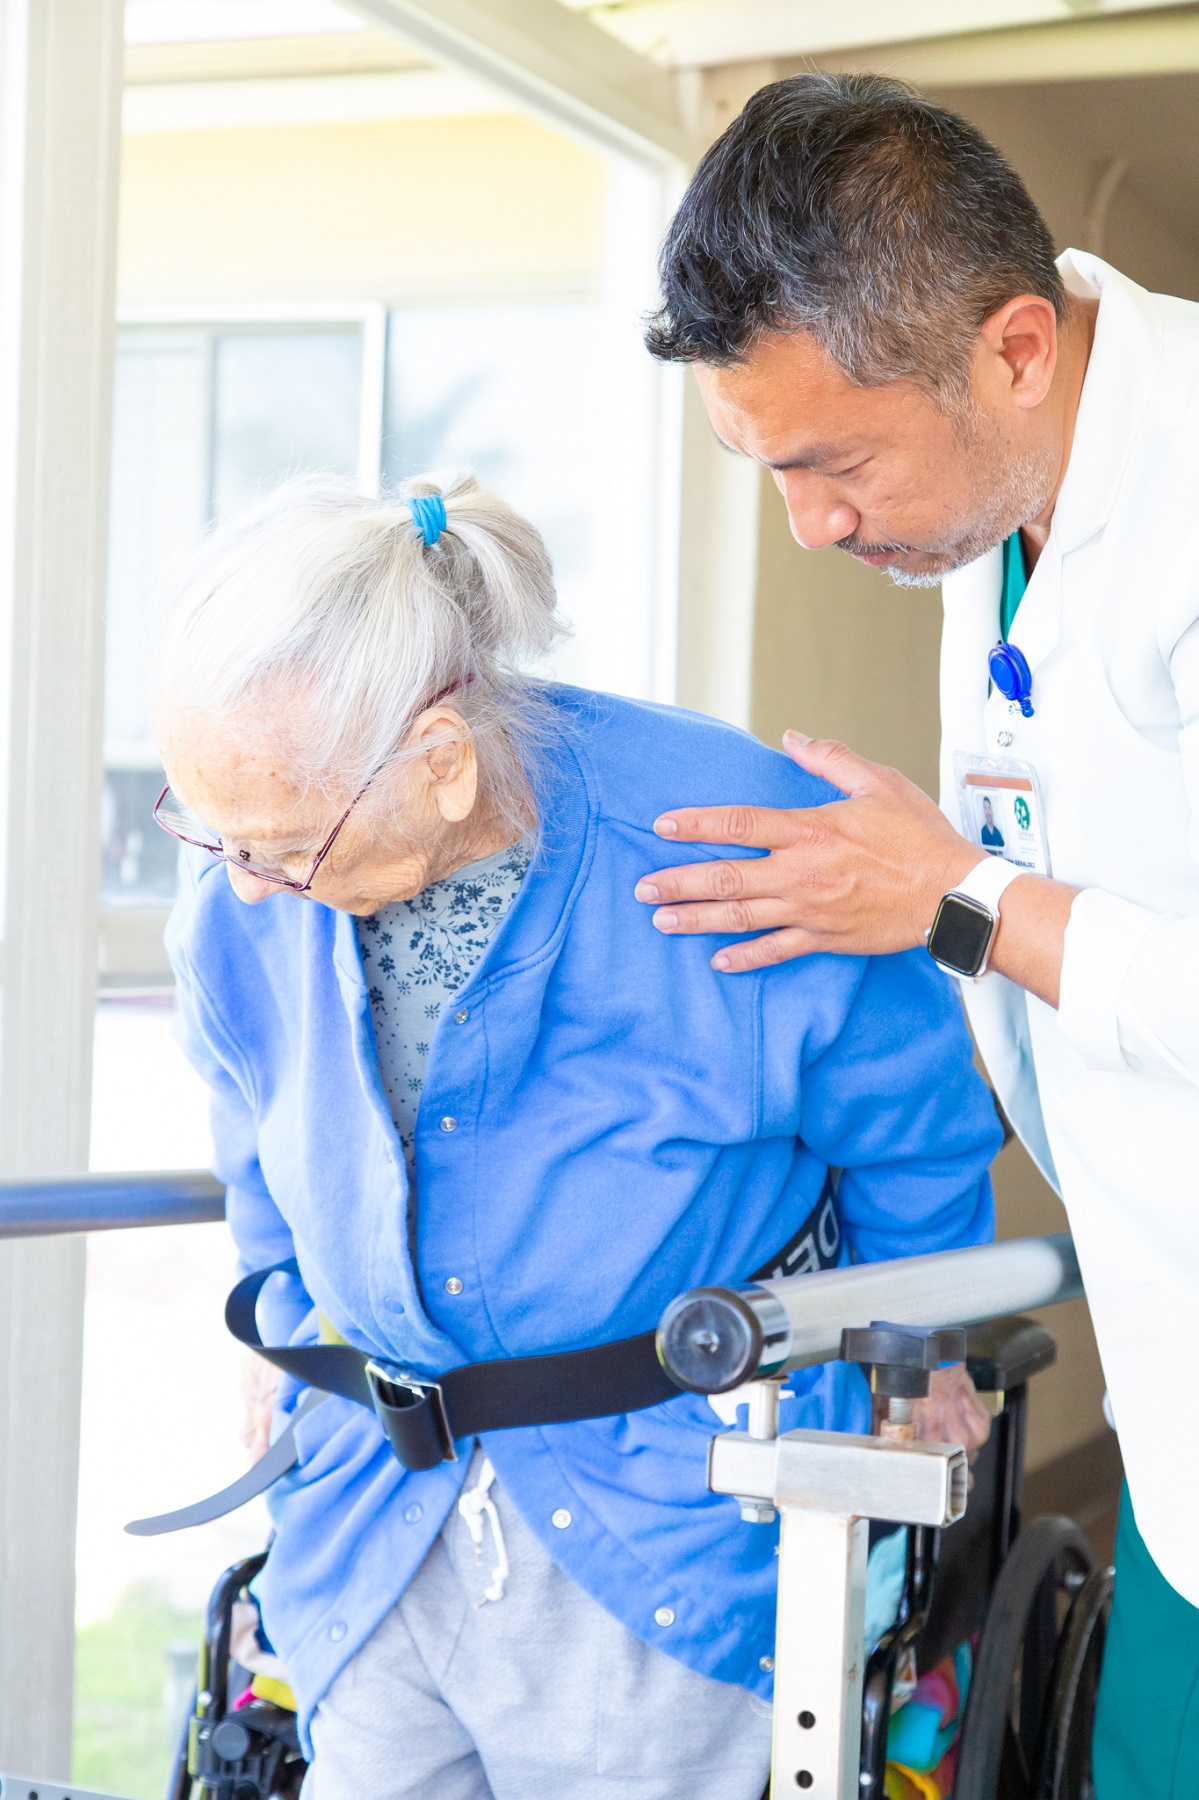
645, 73, 1066, 402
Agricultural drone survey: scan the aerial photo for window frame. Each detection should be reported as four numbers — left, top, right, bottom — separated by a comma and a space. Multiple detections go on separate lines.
0, 0, 701, 1769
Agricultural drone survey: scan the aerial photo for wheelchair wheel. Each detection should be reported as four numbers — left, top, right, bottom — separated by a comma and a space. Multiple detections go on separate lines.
955, 1515, 1096, 1800
1036, 1562, 1113, 1800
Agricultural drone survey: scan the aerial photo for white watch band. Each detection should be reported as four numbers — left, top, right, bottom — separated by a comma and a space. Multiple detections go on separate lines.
950, 854, 1025, 915
941, 854, 1025, 980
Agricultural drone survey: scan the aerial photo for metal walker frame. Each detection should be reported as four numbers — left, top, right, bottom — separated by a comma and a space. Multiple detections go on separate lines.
658, 1233, 1085, 1800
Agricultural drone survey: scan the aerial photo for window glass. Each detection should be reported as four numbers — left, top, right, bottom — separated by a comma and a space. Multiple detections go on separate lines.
102, 321, 366, 917
104, 331, 208, 911
383, 302, 602, 686
211, 326, 363, 521
77, 997, 266, 1799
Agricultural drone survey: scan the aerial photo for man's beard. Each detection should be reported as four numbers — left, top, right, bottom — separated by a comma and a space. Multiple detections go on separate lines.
836, 418, 1059, 590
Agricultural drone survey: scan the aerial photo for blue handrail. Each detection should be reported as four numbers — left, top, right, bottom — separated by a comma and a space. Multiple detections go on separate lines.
0, 1170, 225, 1237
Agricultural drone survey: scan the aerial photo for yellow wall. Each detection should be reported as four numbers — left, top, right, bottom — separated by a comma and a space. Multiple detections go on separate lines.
117, 114, 606, 305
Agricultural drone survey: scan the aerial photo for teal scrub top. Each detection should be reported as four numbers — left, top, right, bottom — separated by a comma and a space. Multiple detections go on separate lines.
1000, 530, 1027, 642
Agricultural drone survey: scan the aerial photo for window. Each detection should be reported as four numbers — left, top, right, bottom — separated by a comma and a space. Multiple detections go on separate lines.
102, 299, 603, 937
103, 315, 379, 917
382, 302, 601, 676
76, 19, 678, 1783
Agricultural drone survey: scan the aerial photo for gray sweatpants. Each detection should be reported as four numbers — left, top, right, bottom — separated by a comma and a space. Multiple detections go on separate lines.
303, 1450, 773, 1799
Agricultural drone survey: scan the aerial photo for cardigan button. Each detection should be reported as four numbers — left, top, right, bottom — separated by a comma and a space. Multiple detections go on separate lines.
551, 1508, 572, 1529
444, 1277, 464, 1296
654, 1606, 675, 1628
439, 1116, 457, 1133
455, 1008, 469, 1024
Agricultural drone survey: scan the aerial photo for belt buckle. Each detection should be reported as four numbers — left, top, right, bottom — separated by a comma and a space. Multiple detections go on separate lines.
364, 1359, 458, 1464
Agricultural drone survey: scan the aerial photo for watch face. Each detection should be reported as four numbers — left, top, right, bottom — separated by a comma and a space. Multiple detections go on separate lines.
927, 893, 994, 978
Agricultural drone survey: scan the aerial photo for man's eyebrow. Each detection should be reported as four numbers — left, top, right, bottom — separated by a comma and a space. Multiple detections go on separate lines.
711, 429, 853, 472
762, 442, 851, 472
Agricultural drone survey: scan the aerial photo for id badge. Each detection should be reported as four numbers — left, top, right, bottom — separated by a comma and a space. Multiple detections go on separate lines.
953, 753, 1051, 877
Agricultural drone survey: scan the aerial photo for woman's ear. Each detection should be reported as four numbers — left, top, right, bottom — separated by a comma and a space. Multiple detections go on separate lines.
411, 707, 478, 823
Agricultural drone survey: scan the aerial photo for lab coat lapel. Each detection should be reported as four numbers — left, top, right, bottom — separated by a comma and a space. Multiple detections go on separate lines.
979, 262, 1159, 684
1050, 251, 1163, 560
1010, 253, 1163, 676
938, 543, 1000, 809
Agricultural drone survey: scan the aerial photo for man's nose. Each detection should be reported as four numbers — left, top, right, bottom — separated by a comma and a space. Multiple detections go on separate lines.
776, 472, 859, 551
227, 864, 277, 905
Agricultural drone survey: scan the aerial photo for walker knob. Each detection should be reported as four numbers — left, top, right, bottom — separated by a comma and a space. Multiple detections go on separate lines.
657, 1288, 762, 1393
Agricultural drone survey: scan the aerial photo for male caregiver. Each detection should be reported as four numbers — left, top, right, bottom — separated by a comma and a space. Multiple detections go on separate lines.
638, 73, 1199, 1796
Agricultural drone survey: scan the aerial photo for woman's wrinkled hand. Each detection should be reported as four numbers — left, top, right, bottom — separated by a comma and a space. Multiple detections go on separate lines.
913, 1362, 992, 1459
242, 1353, 279, 1463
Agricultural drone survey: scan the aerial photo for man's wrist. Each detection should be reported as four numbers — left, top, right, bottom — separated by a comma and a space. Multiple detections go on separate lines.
925, 852, 1027, 979
912, 841, 989, 942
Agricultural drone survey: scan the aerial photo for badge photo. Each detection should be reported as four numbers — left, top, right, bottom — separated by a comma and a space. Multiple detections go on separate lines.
953, 753, 1051, 878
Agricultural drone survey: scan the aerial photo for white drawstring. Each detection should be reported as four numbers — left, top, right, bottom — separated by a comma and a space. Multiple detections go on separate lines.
457, 1456, 510, 1605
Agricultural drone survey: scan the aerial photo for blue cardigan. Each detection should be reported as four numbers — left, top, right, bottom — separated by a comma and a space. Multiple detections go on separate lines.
168, 686, 999, 1744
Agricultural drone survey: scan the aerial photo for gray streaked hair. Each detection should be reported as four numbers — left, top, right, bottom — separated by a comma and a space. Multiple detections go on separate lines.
155, 472, 567, 838
646, 73, 1066, 405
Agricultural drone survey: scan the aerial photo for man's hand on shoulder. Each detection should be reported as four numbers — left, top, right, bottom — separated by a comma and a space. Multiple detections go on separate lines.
633, 732, 977, 973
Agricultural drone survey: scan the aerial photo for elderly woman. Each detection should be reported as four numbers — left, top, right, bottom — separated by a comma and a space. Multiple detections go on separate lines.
156, 474, 998, 1800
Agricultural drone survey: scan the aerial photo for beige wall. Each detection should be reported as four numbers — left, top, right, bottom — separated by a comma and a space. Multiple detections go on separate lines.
927, 80, 1199, 302
118, 114, 606, 305
751, 526, 942, 797
742, 72, 1199, 1468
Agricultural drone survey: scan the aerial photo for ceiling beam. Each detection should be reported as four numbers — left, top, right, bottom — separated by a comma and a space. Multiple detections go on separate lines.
795, 2, 1199, 85
341, 0, 696, 166
560, 0, 1199, 76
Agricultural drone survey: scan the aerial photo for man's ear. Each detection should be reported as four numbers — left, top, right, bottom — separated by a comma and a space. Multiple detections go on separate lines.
977, 294, 1059, 411
410, 707, 478, 823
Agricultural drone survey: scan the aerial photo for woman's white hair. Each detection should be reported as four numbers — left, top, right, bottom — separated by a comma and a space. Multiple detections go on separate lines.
156, 472, 567, 837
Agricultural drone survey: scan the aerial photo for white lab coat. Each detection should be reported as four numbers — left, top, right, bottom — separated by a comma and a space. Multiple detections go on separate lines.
939, 250, 1199, 1605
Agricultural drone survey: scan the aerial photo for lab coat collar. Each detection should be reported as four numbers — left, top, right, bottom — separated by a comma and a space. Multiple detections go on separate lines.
941, 253, 1163, 691
1049, 250, 1163, 557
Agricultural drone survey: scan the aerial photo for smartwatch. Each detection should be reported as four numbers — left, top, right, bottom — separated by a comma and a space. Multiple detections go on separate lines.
926, 854, 1024, 980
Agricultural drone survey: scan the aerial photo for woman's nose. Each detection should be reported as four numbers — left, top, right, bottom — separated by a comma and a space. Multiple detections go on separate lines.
776, 472, 859, 551
227, 864, 277, 905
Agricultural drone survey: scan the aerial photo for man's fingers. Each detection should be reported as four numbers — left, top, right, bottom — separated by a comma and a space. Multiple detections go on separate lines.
653, 803, 811, 850
709, 927, 821, 973
649, 898, 798, 937
636, 853, 796, 907
782, 730, 887, 799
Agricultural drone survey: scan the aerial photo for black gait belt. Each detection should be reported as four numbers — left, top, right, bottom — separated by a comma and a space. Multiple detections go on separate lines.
126, 1186, 841, 1535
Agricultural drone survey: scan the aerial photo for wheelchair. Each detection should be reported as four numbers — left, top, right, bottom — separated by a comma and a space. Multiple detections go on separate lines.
166, 1315, 1112, 1800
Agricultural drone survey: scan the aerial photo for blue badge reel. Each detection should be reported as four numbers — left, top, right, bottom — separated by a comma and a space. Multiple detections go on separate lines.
988, 642, 1034, 717
953, 752, 1051, 877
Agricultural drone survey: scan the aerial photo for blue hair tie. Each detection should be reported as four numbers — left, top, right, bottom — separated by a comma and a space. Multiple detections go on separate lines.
409, 493, 447, 547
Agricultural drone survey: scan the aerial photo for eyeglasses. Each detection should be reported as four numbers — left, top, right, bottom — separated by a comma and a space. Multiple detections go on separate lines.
151, 678, 469, 893
152, 781, 370, 893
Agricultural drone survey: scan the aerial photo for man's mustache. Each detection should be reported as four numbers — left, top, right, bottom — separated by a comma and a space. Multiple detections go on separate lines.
835, 533, 916, 559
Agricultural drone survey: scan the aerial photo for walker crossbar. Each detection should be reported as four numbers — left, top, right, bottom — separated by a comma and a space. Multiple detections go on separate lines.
656, 1232, 1083, 1392
0, 1169, 225, 1237
0, 1777, 131, 1799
